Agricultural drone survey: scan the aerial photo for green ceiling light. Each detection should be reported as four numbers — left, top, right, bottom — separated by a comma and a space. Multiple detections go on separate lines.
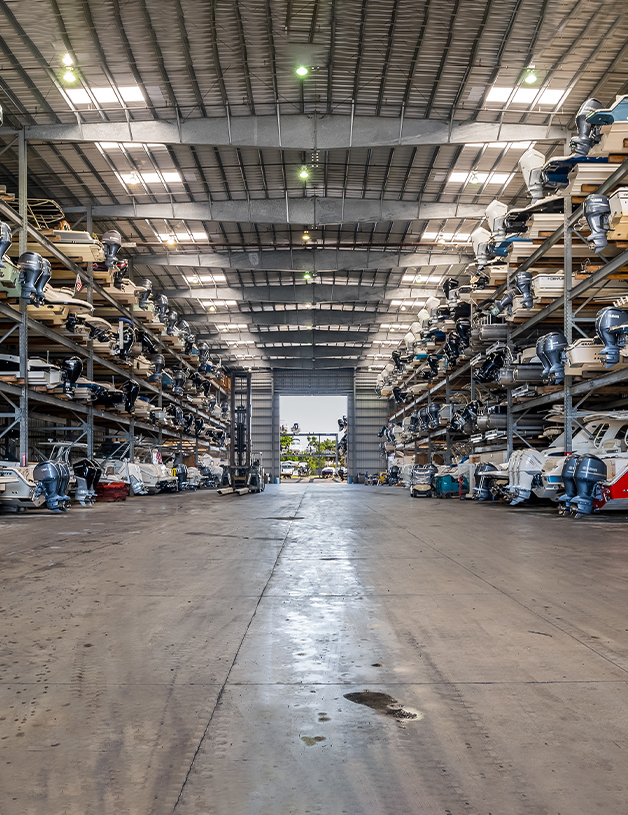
524, 68, 538, 84
303, 272, 312, 280
63, 68, 77, 83
468, 171, 480, 185
296, 65, 309, 77
299, 167, 309, 180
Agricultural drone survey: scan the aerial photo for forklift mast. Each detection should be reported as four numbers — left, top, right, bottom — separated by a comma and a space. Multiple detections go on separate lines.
229, 371, 252, 471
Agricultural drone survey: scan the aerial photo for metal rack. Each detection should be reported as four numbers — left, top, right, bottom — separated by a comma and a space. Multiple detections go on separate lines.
385, 153, 628, 463
0, 135, 228, 466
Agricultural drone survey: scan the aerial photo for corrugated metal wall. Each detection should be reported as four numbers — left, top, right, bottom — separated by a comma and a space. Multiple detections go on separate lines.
348, 371, 389, 480
250, 371, 278, 482
273, 368, 354, 395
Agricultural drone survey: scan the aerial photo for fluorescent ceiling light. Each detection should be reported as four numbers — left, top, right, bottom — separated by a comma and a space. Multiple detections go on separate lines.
119, 86, 144, 102
92, 87, 118, 104
538, 88, 567, 105
512, 87, 538, 104
66, 88, 90, 105
486, 86, 512, 102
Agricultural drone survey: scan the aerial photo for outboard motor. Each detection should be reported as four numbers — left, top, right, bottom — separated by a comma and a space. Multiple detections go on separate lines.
138, 329, 156, 356
194, 417, 205, 436
427, 402, 441, 430
444, 331, 461, 365
408, 411, 419, 433
112, 258, 129, 289
474, 350, 506, 383
572, 454, 607, 516
33, 460, 66, 513
391, 349, 404, 372
473, 462, 499, 501
535, 335, 551, 379
197, 341, 210, 372
172, 368, 187, 396
123, 380, 140, 413
182, 412, 194, 433
557, 454, 581, 516
417, 407, 429, 432
61, 356, 83, 396
166, 310, 179, 335
455, 318, 471, 348
174, 463, 189, 491
595, 306, 628, 367
184, 332, 196, 355
516, 270, 534, 310
201, 380, 212, 398
149, 353, 165, 383
153, 293, 169, 324
0, 221, 11, 267
584, 194, 611, 251
544, 332, 568, 384
167, 404, 184, 427
102, 230, 122, 270
18, 251, 46, 303
443, 277, 459, 302
73, 458, 99, 506
117, 318, 135, 362
392, 386, 407, 404
137, 279, 153, 309
570, 97, 603, 157
33, 257, 51, 306
490, 289, 516, 317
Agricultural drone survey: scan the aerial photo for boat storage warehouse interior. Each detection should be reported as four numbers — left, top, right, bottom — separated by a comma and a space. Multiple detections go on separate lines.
3, 0, 628, 812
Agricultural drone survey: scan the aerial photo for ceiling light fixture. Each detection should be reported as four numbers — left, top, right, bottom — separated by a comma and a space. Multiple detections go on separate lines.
299, 167, 309, 180
303, 272, 312, 281
302, 230, 311, 242
296, 66, 309, 77
61, 53, 73, 66
166, 234, 177, 245
524, 68, 538, 84
63, 68, 77, 83
469, 171, 480, 185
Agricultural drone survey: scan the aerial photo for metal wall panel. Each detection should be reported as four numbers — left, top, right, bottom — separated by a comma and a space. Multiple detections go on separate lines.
273, 368, 354, 395
251, 371, 279, 482
348, 372, 389, 480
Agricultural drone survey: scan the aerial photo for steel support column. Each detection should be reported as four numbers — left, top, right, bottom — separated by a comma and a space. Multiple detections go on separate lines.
563, 196, 573, 453
86, 205, 94, 458
18, 129, 28, 465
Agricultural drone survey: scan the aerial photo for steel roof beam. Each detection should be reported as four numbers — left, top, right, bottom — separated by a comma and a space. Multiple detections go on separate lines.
265, 346, 365, 359
183, 310, 386, 327
264, 358, 363, 369
64, 199, 485, 226
13, 115, 569, 149
135, 249, 470, 271
163, 284, 439, 303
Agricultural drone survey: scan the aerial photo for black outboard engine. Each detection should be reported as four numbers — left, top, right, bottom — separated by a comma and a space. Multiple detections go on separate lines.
392, 386, 407, 404
474, 350, 506, 383
543, 332, 568, 384
557, 454, 581, 516
473, 462, 499, 501
137, 279, 153, 309
61, 356, 83, 396
33, 460, 66, 513
112, 258, 129, 289
172, 368, 187, 396
572, 454, 607, 516
570, 97, 603, 157
443, 277, 459, 301
66, 312, 80, 333
123, 380, 140, 413
426, 354, 440, 378
182, 412, 194, 433
427, 402, 441, 430
444, 331, 461, 365
102, 229, 122, 270
584, 194, 611, 251
73, 458, 99, 506
490, 289, 516, 317
149, 353, 165, 383
18, 251, 46, 303
184, 332, 196, 355
33, 257, 51, 306
455, 318, 471, 348
166, 310, 179, 335
408, 411, 419, 433
117, 318, 135, 362
167, 404, 184, 427
174, 463, 190, 491
153, 294, 169, 324
138, 329, 156, 356
0, 221, 11, 266
194, 417, 205, 436
391, 349, 404, 372
595, 306, 628, 367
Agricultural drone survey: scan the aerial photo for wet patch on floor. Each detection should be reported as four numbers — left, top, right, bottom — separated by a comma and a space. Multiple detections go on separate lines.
301, 735, 326, 746
344, 691, 421, 721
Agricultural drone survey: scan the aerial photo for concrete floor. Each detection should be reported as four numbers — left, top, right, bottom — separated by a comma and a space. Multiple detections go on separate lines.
1, 484, 628, 814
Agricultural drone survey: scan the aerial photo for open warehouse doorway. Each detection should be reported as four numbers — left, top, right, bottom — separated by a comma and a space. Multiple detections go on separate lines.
279, 395, 348, 480
250, 369, 388, 484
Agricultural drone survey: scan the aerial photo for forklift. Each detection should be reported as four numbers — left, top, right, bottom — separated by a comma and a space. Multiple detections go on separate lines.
217, 371, 265, 495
